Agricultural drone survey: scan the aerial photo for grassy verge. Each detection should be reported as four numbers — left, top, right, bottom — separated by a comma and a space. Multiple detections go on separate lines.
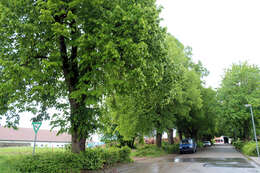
233, 140, 258, 157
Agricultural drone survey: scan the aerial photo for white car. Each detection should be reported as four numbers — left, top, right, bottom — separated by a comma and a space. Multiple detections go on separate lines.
203, 141, 211, 147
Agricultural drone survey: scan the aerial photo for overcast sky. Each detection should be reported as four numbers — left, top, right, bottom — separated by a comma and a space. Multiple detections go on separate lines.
157, 0, 260, 88
2, 0, 260, 129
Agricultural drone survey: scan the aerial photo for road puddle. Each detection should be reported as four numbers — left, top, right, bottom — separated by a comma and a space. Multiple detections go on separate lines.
173, 157, 255, 168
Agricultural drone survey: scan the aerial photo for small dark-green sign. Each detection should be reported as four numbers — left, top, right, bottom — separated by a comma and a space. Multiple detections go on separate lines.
32, 122, 42, 134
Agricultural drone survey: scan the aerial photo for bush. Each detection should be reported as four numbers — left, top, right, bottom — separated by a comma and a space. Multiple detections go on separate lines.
242, 142, 258, 156
233, 139, 245, 151
162, 143, 179, 154
13, 152, 85, 173
132, 145, 167, 157
118, 146, 131, 162
197, 141, 203, 148
13, 147, 131, 173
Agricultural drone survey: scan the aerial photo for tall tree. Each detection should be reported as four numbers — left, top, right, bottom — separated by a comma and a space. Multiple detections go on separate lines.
0, 0, 166, 152
217, 62, 260, 140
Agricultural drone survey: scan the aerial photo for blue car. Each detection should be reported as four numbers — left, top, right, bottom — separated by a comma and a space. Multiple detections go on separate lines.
179, 139, 197, 154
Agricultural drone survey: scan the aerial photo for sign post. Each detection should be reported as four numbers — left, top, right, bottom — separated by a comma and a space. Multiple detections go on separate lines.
32, 122, 42, 155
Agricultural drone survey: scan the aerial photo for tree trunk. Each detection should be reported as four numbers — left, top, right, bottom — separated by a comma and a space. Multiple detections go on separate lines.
69, 98, 87, 153
156, 132, 162, 148
179, 130, 183, 141
168, 128, 174, 144
72, 132, 86, 153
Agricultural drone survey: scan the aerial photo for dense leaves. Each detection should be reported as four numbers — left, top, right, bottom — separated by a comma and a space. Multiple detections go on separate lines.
13, 147, 131, 173
217, 62, 260, 140
0, 0, 167, 152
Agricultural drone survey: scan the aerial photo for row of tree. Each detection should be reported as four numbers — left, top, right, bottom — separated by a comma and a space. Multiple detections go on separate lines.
100, 33, 219, 148
1, 0, 258, 153
0, 0, 218, 151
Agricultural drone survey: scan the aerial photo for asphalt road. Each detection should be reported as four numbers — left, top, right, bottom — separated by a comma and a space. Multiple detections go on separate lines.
114, 144, 260, 173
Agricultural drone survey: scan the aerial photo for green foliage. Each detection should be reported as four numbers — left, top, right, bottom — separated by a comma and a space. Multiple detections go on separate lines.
0, 147, 131, 172
233, 140, 259, 157
197, 141, 203, 148
242, 142, 258, 156
0, 0, 168, 152
0, 155, 19, 173
131, 143, 179, 158
12, 147, 131, 173
233, 139, 245, 151
162, 143, 179, 154
118, 146, 131, 162
131, 145, 167, 157
217, 62, 260, 139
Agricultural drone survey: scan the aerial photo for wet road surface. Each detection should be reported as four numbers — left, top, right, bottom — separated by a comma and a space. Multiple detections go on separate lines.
115, 145, 260, 173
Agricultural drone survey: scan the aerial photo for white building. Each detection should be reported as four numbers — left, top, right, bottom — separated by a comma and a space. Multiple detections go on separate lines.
0, 127, 71, 148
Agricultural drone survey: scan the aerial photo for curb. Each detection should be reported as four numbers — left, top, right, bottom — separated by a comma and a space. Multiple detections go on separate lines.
245, 155, 260, 167
238, 150, 260, 167
232, 145, 260, 167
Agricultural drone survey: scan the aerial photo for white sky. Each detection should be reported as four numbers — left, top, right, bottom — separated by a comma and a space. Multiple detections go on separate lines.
157, 0, 260, 88
2, 0, 260, 129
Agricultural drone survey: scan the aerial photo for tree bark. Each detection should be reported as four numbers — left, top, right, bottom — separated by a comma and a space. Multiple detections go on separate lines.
156, 131, 162, 148
58, 16, 87, 153
168, 128, 174, 144
72, 131, 86, 153
179, 130, 183, 141
69, 98, 87, 153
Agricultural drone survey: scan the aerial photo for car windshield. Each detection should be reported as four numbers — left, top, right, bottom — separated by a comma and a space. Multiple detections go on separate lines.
181, 139, 191, 144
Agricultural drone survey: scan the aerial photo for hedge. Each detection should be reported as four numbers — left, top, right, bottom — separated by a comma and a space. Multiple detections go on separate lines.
233, 140, 245, 151
12, 146, 131, 173
162, 143, 179, 154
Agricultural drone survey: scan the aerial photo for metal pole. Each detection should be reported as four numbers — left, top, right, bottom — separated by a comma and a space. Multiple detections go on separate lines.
33, 132, 37, 155
250, 105, 259, 157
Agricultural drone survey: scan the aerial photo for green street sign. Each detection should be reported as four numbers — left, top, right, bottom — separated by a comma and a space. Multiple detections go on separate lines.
32, 122, 42, 134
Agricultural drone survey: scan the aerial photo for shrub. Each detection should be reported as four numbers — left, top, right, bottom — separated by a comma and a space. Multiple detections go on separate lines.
162, 143, 179, 154
13, 152, 83, 173
118, 146, 131, 162
197, 141, 203, 148
242, 142, 258, 156
13, 147, 131, 173
233, 139, 245, 151
132, 144, 166, 157
101, 147, 120, 165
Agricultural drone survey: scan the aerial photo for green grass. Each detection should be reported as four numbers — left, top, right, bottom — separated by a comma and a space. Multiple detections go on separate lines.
0, 147, 66, 173
0, 146, 65, 155
242, 142, 258, 156
130, 145, 168, 158
0, 155, 20, 173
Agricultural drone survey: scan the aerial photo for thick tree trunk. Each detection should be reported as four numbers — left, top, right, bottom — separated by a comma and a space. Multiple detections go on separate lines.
72, 132, 86, 153
69, 99, 87, 153
156, 132, 162, 148
168, 128, 174, 144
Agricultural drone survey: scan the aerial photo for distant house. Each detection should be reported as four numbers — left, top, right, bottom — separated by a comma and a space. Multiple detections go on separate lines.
0, 127, 71, 148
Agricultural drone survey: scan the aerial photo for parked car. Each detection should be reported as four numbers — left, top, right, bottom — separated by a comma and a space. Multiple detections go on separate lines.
179, 139, 197, 154
203, 141, 211, 147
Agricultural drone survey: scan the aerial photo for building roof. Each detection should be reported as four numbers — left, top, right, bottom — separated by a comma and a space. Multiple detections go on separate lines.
0, 127, 71, 143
